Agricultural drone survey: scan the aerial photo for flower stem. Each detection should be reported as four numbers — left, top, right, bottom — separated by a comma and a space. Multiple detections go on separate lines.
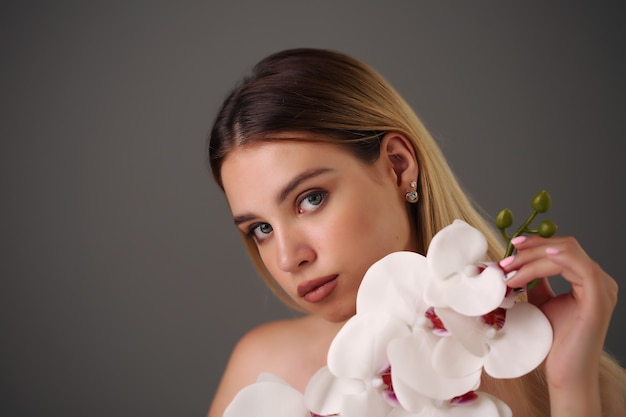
504, 210, 537, 257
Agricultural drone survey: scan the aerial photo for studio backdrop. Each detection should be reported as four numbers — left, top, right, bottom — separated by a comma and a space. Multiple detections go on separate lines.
1, 2, 624, 416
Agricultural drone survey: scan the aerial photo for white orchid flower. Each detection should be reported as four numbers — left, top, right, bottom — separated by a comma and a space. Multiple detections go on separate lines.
423, 220, 508, 317
223, 373, 314, 417
435, 302, 552, 379
304, 313, 409, 417
313, 251, 482, 413
226, 220, 552, 417
387, 391, 512, 417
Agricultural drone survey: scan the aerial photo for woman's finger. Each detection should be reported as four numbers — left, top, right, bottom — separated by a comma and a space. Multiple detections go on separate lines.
525, 277, 555, 308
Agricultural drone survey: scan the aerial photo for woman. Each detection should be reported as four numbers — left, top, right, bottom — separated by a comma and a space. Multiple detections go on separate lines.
206, 48, 626, 416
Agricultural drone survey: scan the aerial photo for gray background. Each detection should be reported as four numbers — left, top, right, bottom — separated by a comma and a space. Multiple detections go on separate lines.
2, 1, 624, 416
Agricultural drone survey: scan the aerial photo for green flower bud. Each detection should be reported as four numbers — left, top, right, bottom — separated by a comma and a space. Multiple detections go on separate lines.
531, 190, 552, 213
538, 219, 557, 237
495, 208, 514, 229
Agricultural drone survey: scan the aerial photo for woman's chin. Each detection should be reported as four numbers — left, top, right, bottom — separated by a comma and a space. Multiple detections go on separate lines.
319, 306, 356, 324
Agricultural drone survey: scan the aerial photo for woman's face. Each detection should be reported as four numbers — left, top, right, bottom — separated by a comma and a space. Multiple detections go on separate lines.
221, 134, 419, 322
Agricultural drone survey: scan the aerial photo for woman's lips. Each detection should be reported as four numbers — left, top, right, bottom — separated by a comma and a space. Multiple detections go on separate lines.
298, 275, 338, 303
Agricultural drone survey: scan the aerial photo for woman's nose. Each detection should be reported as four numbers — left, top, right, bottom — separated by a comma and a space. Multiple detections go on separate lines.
275, 228, 316, 272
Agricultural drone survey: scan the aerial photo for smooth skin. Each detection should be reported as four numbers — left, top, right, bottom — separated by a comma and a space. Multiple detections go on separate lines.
208, 133, 625, 417
221, 133, 419, 324
209, 133, 419, 417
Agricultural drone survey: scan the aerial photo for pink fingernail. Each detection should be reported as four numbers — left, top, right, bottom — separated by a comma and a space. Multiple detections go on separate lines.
546, 247, 560, 255
511, 236, 527, 245
499, 255, 515, 268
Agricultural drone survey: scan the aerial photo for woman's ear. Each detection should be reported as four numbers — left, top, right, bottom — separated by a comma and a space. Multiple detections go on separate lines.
379, 132, 419, 188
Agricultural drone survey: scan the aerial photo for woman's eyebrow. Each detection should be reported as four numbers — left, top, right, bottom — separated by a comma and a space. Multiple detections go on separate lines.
233, 213, 255, 227
276, 167, 333, 204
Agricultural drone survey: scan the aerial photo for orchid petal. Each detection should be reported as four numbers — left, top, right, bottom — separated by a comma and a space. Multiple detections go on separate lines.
499, 287, 519, 309
444, 392, 512, 417
340, 388, 393, 417
490, 392, 514, 417
357, 251, 428, 324
389, 408, 434, 417
484, 302, 553, 378
304, 366, 363, 416
432, 334, 484, 378
390, 392, 512, 417
328, 313, 411, 379
387, 330, 481, 400
422, 276, 448, 309
223, 380, 308, 417
422, 221, 506, 315
427, 220, 488, 279
445, 264, 507, 316
435, 307, 489, 357
391, 368, 435, 412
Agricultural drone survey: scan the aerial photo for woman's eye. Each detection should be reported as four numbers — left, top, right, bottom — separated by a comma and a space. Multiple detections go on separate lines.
298, 190, 327, 213
247, 222, 273, 241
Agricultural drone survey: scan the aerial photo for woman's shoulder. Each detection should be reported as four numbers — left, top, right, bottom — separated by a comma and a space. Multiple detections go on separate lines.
242, 314, 342, 352
228, 317, 304, 364
208, 315, 332, 417
242, 315, 309, 340
231, 315, 334, 372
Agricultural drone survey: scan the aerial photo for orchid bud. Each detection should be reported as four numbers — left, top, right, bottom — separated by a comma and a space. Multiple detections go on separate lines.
538, 219, 557, 237
531, 190, 551, 213
495, 208, 513, 229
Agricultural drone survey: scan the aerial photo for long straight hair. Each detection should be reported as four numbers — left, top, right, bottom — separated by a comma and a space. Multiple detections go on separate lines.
207, 48, 625, 415
208, 48, 503, 307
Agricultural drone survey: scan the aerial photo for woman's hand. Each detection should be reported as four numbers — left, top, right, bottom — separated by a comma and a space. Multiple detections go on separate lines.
499, 234, 619, 416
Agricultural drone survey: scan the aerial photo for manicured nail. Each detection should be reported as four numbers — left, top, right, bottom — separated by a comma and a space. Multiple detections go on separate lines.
504, 270, 517, 281
499, 255, 515, 268
511, 236, 527, 246
546, 247, 560, 255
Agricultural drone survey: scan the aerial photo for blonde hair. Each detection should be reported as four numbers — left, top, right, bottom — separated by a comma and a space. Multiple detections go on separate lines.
208, 48, 503, 307
208, 48, 625, 414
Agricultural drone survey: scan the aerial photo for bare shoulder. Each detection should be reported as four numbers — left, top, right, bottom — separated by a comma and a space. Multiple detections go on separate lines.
207, 315, 337, 417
